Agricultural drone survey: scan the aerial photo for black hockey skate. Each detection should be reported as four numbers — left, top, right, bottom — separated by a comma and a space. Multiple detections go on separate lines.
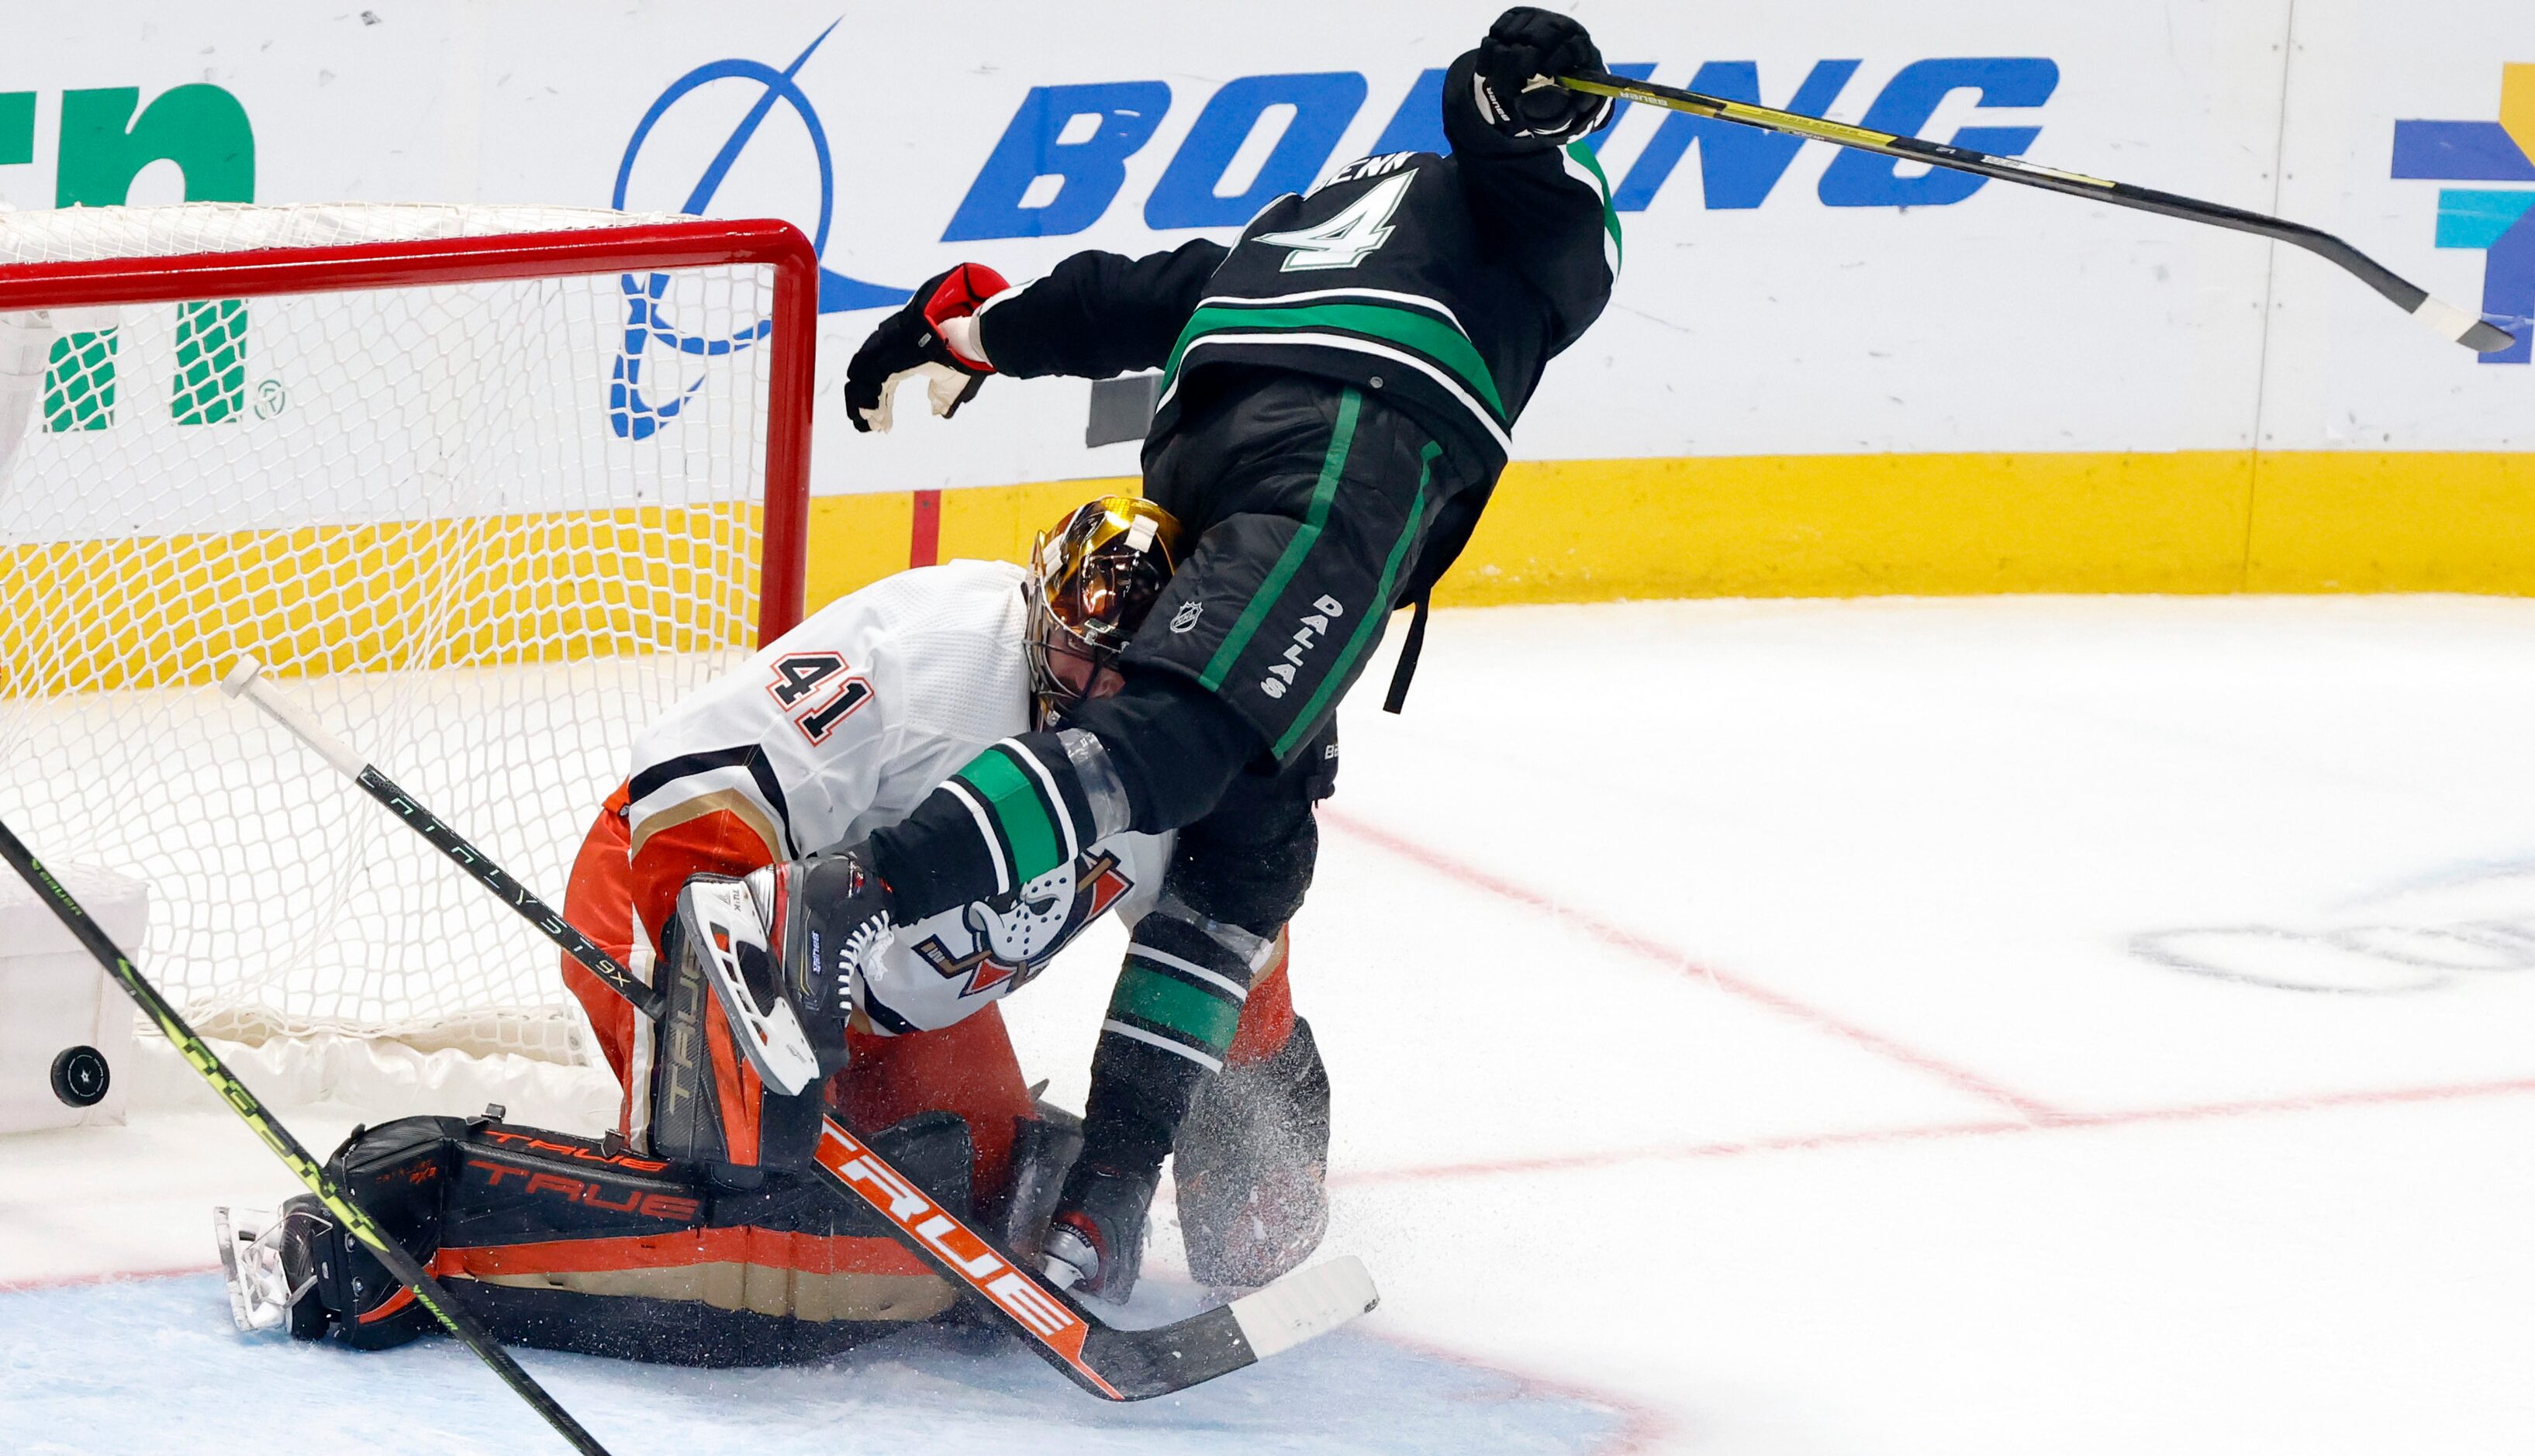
214, 1199, 333, 1340
1174, 1017, 1332, 1289
213, 1192, 435, 1349
1041, 1159, 1158, 1306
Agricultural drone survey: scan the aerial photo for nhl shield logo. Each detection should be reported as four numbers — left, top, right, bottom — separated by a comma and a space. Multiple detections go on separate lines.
1170, 599, 1204, 633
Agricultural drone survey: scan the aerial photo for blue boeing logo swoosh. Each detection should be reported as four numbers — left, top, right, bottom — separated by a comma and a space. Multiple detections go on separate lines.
610, 22, 913, 438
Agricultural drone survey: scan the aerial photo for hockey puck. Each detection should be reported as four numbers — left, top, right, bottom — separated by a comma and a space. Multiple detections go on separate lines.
50, 1045, 110, 1108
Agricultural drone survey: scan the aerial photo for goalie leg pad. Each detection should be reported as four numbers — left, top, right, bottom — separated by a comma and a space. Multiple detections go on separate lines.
654, 880, 834, 1182
989, 1100, 1085, 1261
212, 1116, 462, 1352
228, 1112, 989, 1365
213, 1191, 440, 1349
658, 850, 897, 1168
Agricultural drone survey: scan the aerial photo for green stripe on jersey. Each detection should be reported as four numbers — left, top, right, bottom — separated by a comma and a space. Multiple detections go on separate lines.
1110, 960, 1244, 1053
1161, 301, 1506, 419
953, 746, 1065, 883
1565, 140, 1623, 271
1273, 441, 1440, 758
1198, 388, 1361, 690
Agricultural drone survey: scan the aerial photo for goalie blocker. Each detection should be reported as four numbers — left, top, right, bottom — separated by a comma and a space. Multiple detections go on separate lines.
218, 1105, 1083, 1365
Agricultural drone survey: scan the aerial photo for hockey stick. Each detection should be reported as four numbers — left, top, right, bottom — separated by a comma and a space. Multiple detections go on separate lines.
0, 817, 619, 1455
1559, 70, 2520, 357
223, 655, 1377, 1401
217, 663, 667, 1023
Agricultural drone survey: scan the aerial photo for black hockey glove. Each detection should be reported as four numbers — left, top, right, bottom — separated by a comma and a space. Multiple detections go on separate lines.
1474, 6, 1614, 145
844, 262, 1007, 433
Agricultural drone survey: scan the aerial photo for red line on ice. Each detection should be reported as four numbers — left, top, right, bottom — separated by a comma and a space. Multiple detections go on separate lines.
1337, 1075, 2535, 1187
1319, 806, 2061, 1120
1371, 1329, 1683, 1455
0, 1263, 218, 1294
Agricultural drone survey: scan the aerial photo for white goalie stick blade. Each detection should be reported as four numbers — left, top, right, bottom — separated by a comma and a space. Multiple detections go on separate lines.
682, 877, 823, 1097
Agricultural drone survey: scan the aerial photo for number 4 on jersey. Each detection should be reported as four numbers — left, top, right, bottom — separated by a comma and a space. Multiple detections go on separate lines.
766, 653, 872, 745
1258, 171, 1417, 272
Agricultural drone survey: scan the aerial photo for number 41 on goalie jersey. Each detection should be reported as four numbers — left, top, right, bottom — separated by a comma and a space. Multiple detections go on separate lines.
766, 652, 872, 746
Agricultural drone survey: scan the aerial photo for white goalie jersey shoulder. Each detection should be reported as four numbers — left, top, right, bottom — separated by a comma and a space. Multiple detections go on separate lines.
626, 558, 1040, 859
622, 557, 1169, 1035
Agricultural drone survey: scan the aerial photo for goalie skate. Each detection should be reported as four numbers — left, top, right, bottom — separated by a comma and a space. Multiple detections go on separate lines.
212, 1204, 324, 1338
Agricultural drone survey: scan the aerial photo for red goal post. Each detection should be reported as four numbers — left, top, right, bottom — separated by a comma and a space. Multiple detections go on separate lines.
0, 205, 824, 1097
0, 216, 818, 644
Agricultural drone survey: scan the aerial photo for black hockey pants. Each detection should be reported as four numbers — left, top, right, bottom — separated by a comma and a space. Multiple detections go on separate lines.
876, 373, 1474, 924
1125, 371, 1486, 766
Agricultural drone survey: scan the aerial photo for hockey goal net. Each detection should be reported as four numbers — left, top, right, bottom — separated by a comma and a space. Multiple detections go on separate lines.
0, 203, 813, 1081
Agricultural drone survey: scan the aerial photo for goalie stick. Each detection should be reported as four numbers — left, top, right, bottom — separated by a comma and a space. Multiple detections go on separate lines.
0, 816, 619, 1456
221, 655, 1378, 1401
1560, 69, 2520, 357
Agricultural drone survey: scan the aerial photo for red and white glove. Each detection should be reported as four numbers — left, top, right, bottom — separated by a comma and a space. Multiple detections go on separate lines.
844, 262, 1010, 434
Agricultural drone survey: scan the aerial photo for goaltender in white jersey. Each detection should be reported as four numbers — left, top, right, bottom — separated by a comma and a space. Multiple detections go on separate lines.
559, 554, 1179, 1152
634, 556, 1173, 1033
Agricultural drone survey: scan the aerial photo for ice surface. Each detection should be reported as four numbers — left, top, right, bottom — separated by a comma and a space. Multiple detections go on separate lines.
9, 595, 2535, 1453
0, 1275, 1628, 1455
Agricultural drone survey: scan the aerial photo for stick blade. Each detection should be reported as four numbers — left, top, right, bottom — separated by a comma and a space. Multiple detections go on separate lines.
2415, 295, 2518, 354
2465, 319, 2520, 355
1225, 1254, 1381, 1361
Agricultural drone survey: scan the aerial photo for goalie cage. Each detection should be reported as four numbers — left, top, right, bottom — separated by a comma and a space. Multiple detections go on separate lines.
0, 202, 816, 1112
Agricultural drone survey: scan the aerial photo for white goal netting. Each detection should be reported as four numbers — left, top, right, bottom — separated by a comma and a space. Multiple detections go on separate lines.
0, 202, 798, 1071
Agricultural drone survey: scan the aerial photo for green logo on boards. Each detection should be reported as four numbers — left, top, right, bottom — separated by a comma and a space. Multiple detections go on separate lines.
8, 85, 258, 431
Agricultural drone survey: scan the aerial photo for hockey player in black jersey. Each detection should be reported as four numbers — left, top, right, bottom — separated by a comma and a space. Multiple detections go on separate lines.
731, 8, 1620, 1303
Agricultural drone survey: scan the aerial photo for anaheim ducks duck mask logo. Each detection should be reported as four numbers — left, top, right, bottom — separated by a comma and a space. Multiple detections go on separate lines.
911, 849, 1135, 999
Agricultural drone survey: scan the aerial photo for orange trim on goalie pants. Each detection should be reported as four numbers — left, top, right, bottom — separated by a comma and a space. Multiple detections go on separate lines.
561, 784, 644, 1094
430, 1225, 934, 1282
565, 778, 784, 1154
625, 800, 782, 973
838, 1013, 1031, 1204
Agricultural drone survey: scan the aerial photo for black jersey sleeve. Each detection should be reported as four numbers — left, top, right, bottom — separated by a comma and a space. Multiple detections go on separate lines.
1439, 49, 1618, 353
972, 239, 1230, 380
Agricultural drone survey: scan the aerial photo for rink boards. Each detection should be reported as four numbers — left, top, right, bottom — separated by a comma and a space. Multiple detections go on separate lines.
0, 2, 2526, 607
